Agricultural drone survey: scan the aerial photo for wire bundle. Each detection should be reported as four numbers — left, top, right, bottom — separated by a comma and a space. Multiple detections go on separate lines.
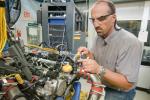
0, 0, 7, 58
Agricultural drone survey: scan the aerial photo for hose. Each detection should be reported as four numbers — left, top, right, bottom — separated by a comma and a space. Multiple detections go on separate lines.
78, 69, 105, 100
0, 0, 7, 58
72, 82, 81, 100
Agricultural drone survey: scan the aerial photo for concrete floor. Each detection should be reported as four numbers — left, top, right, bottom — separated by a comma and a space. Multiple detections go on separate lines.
134, 90, 150, 100
80, 78, 150, 100
99, 91, 150, 100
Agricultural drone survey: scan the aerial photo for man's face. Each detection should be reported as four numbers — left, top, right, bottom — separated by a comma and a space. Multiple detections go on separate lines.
91, 3, 116, 38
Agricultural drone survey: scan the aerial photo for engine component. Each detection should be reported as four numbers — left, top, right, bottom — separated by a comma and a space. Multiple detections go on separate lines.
7, 86, 26, 100
9, 45, 32, 81
62, 63, 73, 73
15, 74, 24, 84
0, 78, 26, 100
36, 79, 67, 97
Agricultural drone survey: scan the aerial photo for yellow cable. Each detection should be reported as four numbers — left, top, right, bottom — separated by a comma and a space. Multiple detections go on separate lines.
0, 73, 17, 79
0, 3, 7, 58
25, 44, 59, 54
0, 8, 2, 57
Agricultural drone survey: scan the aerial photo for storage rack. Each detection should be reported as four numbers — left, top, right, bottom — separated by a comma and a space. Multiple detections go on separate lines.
41, 1, 76, 51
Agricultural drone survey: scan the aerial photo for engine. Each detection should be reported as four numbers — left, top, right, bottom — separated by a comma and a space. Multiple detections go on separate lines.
0, 45, 104, 100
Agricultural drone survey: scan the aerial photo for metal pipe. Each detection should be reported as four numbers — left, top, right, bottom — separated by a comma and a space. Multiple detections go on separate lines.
78, 69, 105, 100
87, 74, 102, 100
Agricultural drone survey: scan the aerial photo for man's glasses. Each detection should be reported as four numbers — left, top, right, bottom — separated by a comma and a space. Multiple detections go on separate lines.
89, 13, 113, 22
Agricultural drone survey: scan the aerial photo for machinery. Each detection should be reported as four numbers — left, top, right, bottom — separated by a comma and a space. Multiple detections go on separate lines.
0, 43, 105, 100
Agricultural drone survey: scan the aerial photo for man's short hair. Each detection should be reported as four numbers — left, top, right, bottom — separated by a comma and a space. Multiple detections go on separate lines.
95, 0, 116, 14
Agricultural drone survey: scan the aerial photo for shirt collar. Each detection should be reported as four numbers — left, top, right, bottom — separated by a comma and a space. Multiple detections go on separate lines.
104, 29, 119, 45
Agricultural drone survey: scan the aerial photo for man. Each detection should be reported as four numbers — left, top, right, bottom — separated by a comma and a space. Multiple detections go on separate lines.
78, 0, 143, 100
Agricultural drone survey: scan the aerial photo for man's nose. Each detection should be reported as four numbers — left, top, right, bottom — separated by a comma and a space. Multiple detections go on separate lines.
93, 21, 100, 28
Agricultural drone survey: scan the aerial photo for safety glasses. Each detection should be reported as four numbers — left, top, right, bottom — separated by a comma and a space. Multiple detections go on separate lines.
89, 13, 113, 22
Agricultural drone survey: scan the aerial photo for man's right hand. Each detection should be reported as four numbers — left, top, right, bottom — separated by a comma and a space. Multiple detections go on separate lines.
77, 47, 94, 59
78, 47, 89, 55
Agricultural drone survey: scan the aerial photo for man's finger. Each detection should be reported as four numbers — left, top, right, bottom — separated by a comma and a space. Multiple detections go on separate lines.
77, 58, 88, 62
77, 59, 84, 63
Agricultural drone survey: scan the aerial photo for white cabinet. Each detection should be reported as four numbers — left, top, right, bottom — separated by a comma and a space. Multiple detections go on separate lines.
137, 65, 150, 89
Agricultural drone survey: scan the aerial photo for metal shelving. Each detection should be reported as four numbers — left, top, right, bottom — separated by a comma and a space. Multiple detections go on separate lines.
41, 2, 76, 51
40, 1, 86, 53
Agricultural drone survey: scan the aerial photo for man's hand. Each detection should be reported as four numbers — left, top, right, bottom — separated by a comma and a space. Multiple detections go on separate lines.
79, 58, 100, 74
77, 47, 94, 59
78, 47, 89, 55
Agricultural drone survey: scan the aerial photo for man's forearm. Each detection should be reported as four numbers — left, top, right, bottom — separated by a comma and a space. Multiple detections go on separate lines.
102, 68, 133, 90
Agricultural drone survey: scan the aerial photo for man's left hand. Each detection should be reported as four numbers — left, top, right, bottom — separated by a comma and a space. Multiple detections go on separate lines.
79, 59, 100, 74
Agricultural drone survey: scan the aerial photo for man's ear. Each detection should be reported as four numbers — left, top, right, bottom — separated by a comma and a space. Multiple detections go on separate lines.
111, 14, 116, 23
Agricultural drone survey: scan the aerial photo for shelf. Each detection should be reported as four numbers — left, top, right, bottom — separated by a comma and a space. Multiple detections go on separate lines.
49, 24, 65, 26
49, 23, 65, 25
49, 31, 65, 37
49, 30, 65, 32
48, 5, 66, 11
48, 17, 66, 19
48, 11, 66, 13
48, 12, 66, 18
48, 18, 65, 25
49, 41, 67, 45
49, 35, 64, 38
